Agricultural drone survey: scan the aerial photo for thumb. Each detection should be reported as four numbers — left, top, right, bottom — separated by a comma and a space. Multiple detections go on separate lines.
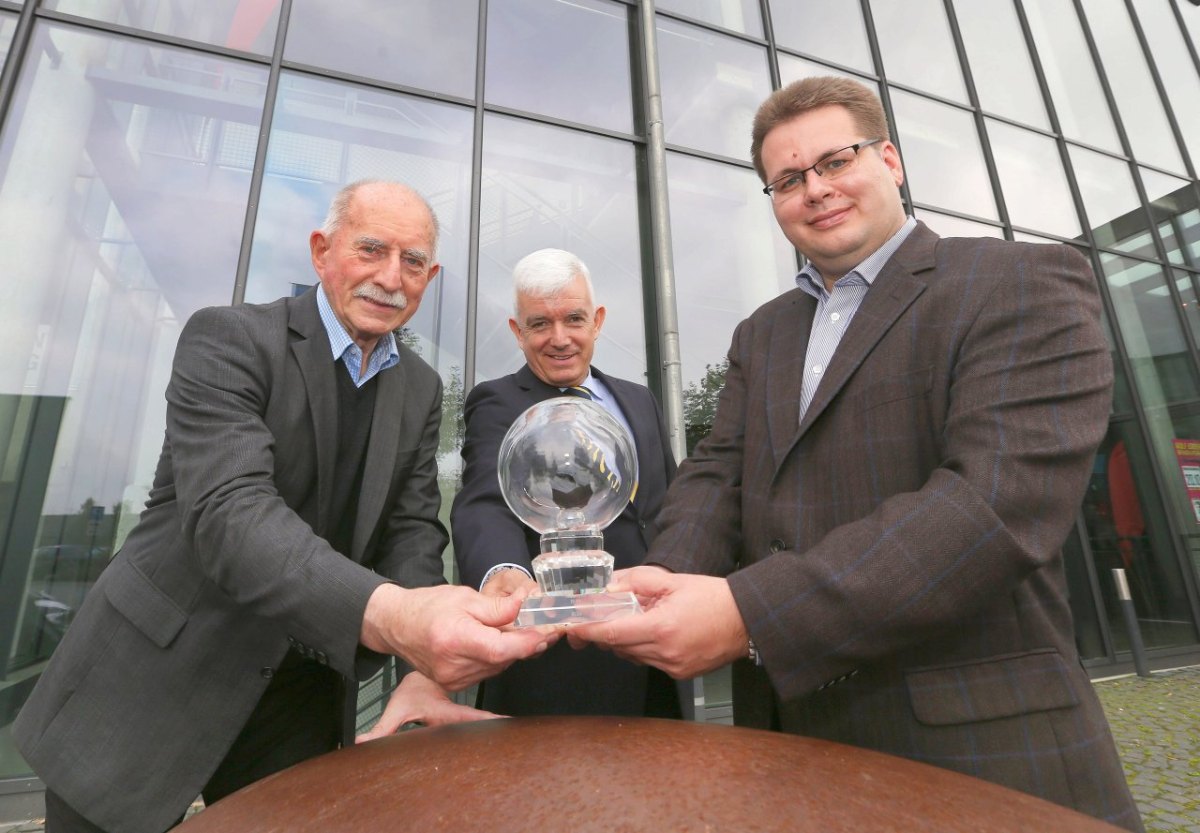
355, 711, 406, 744
472, 592, 525, 628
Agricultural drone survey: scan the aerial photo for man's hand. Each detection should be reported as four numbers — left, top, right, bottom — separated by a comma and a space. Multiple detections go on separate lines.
570, 567, 749, 680
360, 583, 558, 691
355, 671, 502, 743
481, 567, 538, 599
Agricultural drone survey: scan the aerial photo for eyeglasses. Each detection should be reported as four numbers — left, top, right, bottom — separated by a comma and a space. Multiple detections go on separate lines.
762, 139, 883, 200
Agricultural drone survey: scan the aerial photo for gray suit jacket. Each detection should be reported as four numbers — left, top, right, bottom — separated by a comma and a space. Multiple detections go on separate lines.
651, 224, 1143, 831
14, 289, 448, 833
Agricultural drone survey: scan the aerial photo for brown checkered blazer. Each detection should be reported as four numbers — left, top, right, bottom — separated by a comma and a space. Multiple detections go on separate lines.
652, 222, 1142, 831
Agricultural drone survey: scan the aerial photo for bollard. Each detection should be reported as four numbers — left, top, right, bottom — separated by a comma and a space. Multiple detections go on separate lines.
1112, 568, 1151, 678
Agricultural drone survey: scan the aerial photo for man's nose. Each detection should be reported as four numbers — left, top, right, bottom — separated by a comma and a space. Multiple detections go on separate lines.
803, 172, 835, 202
548, 321, 572, 343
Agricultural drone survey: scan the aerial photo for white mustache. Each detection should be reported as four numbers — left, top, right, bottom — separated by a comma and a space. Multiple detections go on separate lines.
353, 284, 408, 309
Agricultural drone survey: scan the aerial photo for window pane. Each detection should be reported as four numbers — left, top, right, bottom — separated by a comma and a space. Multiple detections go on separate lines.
1173, 269, 1200, 348
0, 21, 267, 778
1180, 0, 1200, 48
953, 0, 1049, 128
487, 0, 632, 133
244, 72, 475, 385
913, 209, 1004, 239
0, 10, 16, 63
872, 0, 967, 103
656, 17, 771, 161
476, 115, 645, 386
1142, 168, 1195, 266
1099, 253, 1199, 406
666, 153, 795, 450
987, 119, 1080, 238
890, 90, 997, 220
778, 54, 874, 90
285, 0, 478, 99
1132, 0, 1200, 170
46, 0, 279, 54
1025, 0, 1121, 154
656, 0, 762, 37
1081, 0, 1185, 173
769, 0, 873, 73
1071, 145, 1152, 257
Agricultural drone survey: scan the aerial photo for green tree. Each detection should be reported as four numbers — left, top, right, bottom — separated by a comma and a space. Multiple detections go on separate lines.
682, 359, 728, 455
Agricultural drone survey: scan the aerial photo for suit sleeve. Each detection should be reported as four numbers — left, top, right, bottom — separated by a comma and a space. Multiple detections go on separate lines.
451, 382, 538, 589
167, 308, 387, 679
648, 326, 749, 577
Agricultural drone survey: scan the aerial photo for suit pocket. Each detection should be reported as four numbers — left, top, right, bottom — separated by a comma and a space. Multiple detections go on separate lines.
103, 555, 188, 648
905, 648, 1080, 726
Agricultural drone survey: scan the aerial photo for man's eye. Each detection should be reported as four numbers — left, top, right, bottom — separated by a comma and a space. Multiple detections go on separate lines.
822, 157, 850, 172
528, 321, 550, 333
779, 174, 804, 191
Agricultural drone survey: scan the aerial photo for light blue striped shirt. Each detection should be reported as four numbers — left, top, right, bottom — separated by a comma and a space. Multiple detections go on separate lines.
795, 216, 917, 420
315, 284, 400, 387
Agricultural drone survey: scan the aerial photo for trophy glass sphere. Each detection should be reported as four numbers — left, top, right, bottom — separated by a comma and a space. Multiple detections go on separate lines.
498, 396, 641, 626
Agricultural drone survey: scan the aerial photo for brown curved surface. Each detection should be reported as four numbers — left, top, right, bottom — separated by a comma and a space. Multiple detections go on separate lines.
175, 716, 1122, 832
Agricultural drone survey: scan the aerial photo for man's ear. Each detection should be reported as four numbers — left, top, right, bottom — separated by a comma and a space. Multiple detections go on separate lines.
309, 230, 329, 275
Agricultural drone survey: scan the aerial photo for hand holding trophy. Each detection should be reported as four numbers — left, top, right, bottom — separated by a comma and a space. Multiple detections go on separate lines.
498, 396, 641, 627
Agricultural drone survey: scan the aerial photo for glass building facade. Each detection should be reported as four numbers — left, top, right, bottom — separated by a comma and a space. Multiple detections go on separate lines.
0, 0, 1198, 802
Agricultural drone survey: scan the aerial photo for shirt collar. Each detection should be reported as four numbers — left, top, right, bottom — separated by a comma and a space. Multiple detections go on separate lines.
795, 215, 917, 297
315, 283, 399, 368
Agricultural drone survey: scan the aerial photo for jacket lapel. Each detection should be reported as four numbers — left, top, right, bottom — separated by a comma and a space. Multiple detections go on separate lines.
767, 290, 815, 472
290, 291, 337, 537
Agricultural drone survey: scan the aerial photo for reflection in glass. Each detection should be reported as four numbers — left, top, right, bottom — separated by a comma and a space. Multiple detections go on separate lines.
1071, 145, 1154, 257
871, 0, 967, 103
0, 22, 268, 778
890, 90, 996, 220
285, 0, 478, 99
770, 0, 873, 73
1080, 0, 1184, 173
778, 55, 866, 88
1099, 253, 1199, 407
952, 0, 1049, 129
1141, 168, 1196, 267
1024, 0, 1121, 153
656, 0, 762, 37
656, 17, 771, 161
913, 209, 1003, 239
1173, 269, 1200, 349
987, 119, 1079, 238
1131, 0, 1200, 170
45, 0, 278, 54
0, 11, 17, 64
244, 73, 474, 386
665, 153, 795, 451
476, 115, 645, 386
486, 0, 632, 133
1082, 423, 1199, 652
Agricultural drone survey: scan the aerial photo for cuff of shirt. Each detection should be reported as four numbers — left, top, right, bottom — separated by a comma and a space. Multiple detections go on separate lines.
479, 562, 533, 591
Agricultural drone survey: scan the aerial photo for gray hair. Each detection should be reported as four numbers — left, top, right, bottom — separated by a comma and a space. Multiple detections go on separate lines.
512, 248, 595, 316
321, 179, 440, 255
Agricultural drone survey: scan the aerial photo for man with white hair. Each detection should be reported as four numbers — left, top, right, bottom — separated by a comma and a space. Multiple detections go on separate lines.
451, 248, 681, 717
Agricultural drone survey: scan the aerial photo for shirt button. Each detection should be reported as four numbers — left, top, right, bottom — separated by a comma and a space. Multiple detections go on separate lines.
812, 365, 823, 374
830, 312, 840, 322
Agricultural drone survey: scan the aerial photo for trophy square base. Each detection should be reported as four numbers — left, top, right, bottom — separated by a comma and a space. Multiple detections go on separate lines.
515, 591, 641, 628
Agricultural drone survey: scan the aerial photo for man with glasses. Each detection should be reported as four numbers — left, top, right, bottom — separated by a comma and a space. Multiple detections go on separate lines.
575, 77, 1141, 831
450, 248, 681, 718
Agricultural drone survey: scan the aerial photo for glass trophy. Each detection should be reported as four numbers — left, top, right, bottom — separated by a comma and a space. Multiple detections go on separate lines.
498, 396, 642, 627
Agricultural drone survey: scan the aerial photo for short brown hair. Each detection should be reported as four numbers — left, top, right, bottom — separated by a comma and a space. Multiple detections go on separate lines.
750, 76, 891, 182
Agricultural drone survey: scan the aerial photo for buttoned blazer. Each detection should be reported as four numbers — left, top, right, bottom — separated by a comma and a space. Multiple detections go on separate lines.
451, 364, 679, 715
650, 223, 1142, 830
15, 288, 448, 833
